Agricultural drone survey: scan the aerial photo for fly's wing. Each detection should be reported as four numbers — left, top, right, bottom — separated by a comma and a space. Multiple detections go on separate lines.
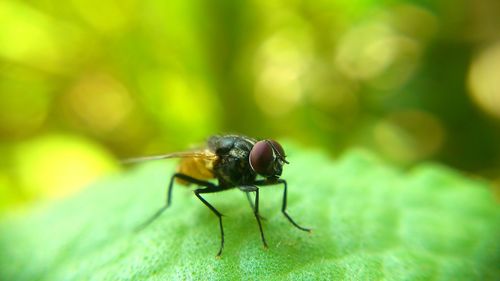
121, 150, 217, 164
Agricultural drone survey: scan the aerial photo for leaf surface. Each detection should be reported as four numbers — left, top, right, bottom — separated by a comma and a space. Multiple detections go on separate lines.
1, 146, 499, 280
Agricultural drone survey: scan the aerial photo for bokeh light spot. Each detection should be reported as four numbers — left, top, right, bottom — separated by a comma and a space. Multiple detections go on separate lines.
0, 1, 85, 73
335, 22, 397, 80
468, 42, 500, 119
65, 73, 133, 135
254, 29, 312, 117
335, 21, 420, 89
334, 6, 428, 89
374, 110, 445, 163
14, 135, 119, 200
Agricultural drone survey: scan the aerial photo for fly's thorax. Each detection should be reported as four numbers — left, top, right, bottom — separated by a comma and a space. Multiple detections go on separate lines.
210, 135, 257, 187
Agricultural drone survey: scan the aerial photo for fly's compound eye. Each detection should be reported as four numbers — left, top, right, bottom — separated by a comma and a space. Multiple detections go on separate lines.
249, 140, 274, 175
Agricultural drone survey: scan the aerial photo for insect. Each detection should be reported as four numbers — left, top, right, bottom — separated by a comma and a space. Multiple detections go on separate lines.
125, 134, 310, 257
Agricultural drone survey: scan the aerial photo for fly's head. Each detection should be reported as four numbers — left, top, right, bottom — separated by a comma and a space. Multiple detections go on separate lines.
249, 140, 289, 180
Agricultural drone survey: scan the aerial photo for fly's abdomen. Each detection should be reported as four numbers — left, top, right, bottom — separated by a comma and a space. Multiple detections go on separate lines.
176, 155, 216, 185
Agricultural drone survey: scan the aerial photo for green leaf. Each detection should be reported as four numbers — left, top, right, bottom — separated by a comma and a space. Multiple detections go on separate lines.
1, 146, 499, 280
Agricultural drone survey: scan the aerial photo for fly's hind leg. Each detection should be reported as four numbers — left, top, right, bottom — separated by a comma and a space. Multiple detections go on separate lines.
135, 173, 217, 230
137, 173, 226, 257
136, 172, 184, 231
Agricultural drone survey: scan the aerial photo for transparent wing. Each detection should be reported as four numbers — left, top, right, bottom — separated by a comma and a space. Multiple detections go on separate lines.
121, 150, 216, 164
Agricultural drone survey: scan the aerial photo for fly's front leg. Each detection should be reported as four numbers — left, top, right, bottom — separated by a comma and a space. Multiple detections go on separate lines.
254, 179, 311, 232
239, 186, 268, 249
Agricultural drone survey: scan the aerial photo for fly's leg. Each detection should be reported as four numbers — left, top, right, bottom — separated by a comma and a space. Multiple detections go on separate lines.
239, 186, 268, 249
136, 173, 185, 230
194, 186, 225, 257
135, 173, 217, 230
137, 173, 226, 257
254, 179, 311, 232
245, 192, 266, 220
278, 179, 311, 232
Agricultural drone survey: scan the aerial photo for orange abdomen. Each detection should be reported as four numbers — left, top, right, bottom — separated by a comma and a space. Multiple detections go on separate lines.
176, 156, 216, 185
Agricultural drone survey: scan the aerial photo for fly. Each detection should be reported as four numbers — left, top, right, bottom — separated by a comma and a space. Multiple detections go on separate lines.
125, 134, 310, 257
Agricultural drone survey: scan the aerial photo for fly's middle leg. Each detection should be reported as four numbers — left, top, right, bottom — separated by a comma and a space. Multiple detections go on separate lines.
239, 185, 268, 249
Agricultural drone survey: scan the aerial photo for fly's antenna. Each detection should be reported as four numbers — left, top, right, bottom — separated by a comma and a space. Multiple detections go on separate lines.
266, 140, 289, 164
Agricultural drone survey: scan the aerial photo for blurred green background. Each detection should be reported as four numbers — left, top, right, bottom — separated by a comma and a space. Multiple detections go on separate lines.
1, 0, 499, 211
